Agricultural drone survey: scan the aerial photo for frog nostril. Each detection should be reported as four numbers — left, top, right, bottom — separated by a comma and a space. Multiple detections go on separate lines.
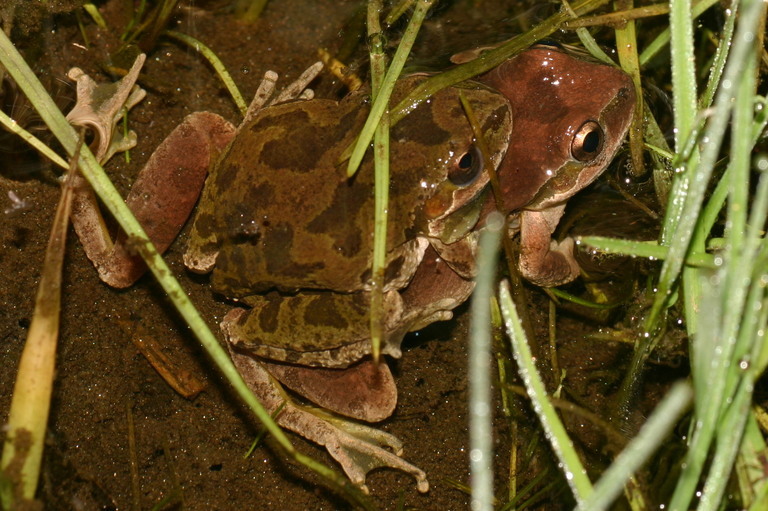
571, 120, 604, 162
448, 145, 483, 186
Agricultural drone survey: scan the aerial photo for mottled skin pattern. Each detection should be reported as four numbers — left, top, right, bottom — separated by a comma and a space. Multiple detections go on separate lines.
186, 77, 511, 298
185, 76, 513, 368
201, 47, 634, 371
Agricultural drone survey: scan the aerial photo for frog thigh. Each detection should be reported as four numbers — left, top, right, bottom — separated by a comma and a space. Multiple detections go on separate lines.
261, 359, 396, 422
222, 290, 406, 368
72, 111, 235, 287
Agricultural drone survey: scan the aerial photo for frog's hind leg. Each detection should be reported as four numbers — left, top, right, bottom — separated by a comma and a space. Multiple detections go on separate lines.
261, 358, 396, 422
71, 112, 235, 288
227, 343, 429, 494
220, 293, 403, 421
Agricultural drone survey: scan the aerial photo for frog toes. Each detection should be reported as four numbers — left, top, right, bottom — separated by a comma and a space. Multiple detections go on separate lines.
241, 62, 324, 126
66, 54, 146, 163
304, 407, 430, 493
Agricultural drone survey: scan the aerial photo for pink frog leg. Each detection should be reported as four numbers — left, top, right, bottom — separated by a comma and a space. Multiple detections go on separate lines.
71, 111, 235, 288
518, 205, 581, 287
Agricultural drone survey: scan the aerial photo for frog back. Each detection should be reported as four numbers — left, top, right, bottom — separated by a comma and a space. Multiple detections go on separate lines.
187, 77, 511, 298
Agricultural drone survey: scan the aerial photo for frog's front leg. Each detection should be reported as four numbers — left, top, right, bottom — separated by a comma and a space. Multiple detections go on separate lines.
224, 317, 429, 494
518, 205, 581, 287
71, 112, 235, 288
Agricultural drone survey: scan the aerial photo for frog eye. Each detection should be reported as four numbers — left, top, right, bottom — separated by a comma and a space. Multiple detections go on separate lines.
449, 145, 484, 186
571, 120, 604, 162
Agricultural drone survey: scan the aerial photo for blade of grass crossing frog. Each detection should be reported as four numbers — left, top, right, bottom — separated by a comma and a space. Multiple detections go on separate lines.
368, 0, 388, 362
0, 29, 360, 497
346, 0, 434, 177
499, 282, 593, 505
389, 0, 613, 125
391, 19, 561, 125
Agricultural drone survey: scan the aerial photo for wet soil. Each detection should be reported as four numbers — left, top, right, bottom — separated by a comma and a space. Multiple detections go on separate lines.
0, 1, 673, 509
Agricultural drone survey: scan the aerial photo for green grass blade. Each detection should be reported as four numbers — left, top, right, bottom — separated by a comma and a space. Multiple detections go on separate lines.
698, 2, 737, 110
389, 0, 612, 126
638, 0, 719, 66
647, 0, 763, 330
665, 4, 766, 507
579, 382, 692, 511
660, 0, 699, 241
346, 0, 434, 177
578, 236, 716, 268
469, 213, 504, 511
499, 282, 593, 505
165, 30, 248, 116
367, 0, 389, 361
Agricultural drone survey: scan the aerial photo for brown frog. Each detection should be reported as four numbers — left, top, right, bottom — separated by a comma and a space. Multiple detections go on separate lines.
479, 45, 636, 287
68, 45, 634, 492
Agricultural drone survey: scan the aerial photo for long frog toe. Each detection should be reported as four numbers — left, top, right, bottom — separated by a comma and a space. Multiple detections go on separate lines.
280, 404, 429, 494
298, 409, 429, 493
